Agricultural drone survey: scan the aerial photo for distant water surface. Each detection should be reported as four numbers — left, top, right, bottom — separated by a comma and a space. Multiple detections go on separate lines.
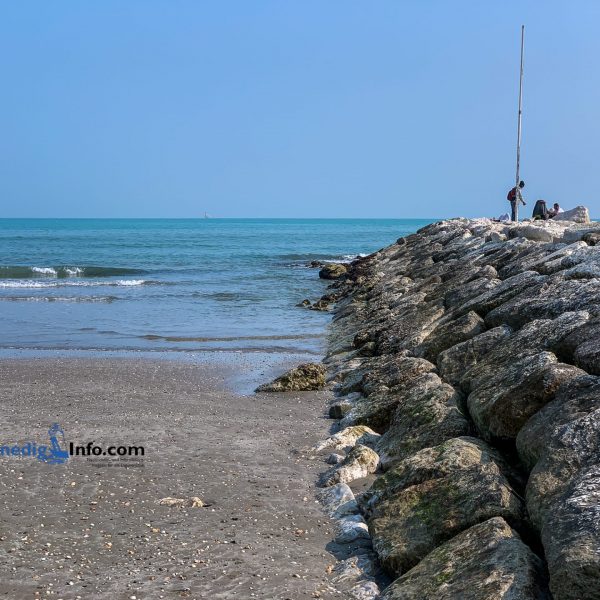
0, 219, 432, 355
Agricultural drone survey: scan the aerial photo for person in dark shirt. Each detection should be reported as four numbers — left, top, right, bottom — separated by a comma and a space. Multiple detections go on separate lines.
507, 180, 526, 221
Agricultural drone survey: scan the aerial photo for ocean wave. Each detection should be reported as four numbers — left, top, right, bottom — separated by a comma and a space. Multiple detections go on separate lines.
0, 265, 147, 279
0, 279, 151, 288
0, 295, 118, 303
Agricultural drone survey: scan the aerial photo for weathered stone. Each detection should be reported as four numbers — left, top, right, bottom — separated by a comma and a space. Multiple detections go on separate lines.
466, 353, 585, 442
333, 514, 371, 544
255, 362, 326, 392
526, 404, 600, 532
456, 270, 545, 318
553, 205, 591, 224
349, 580, 381, 600
459, 312, 590, 397
485, 278, 600, 330
319, 263, 348, 279
542, 465, 600, 600
340, 360, 437, 432
380, 518, 549, 600
437, 325, 512, 386
443, 276, 500, 309
314, 425, 381, 453
413, 311, 486, 362
517, 375, 600, 472
316, 483, 359, 518
318, 444, 379, 487
360, 437, 521, 517
368, 440, 523, 575
512, 223, 557, 243
560, 319, 600, 375
332, 551, 382, 586
376, 374, 470, 469
325, 217, 600, 596
583, 231, 600, 246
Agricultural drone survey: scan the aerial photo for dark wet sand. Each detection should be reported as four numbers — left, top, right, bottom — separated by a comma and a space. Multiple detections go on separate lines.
0, 358, 349, 600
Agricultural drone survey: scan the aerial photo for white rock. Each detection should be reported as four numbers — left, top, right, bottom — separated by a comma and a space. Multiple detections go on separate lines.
349, 580, 381, 600
316, 483, 359, 517
553, 205, 591, 224
314, 425, 381, 452
332, 551, 381, 584
333, 514, 371, 544
319, 444, 380, 487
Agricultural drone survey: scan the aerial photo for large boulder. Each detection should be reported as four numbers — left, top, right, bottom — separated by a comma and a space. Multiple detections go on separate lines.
412, 310, 486, 363
255, 362, 326, 392
437, 325, 512, 386
360, 437, 521, 517
466, 352, 585, 442
516, 375, 600, 472
553, 205, 591, 224
339, 361, 437, 432
560, 319, 600, 375
367, 438, 524, 575
319, 263, 348, 280
375, 374, 470, 469
541, 465, 600, 600
380, 517, 550, 600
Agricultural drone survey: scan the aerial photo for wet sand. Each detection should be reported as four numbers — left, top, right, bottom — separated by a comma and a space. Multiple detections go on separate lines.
0, 357, 350, 599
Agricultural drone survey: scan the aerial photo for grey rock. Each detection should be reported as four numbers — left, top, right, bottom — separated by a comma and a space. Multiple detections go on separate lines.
542, 465, 600, 600
361, 440, 524, 575
466, 352, 585, 442
413, 310, 486, 362
256, 362, 326, 392
485, 278, 600, 330
380, 518, 550, 600
437, 325, 512, 386
376, 374, 470, 469
316, 483, 359, 518
319, 263, 348, 279
318, 444, 379, 487
326, 452, 345, 465
516, 375, 600, 472
333, 514, 371, 544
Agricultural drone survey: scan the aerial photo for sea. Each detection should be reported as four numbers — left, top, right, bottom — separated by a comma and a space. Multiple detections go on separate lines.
0, 219, 431, 359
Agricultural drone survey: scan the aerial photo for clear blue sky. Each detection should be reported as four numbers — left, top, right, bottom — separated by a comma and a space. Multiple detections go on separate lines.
1, 1, 598, 218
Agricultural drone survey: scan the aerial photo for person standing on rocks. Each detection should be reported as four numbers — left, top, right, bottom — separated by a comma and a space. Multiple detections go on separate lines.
507, 180, 526, 221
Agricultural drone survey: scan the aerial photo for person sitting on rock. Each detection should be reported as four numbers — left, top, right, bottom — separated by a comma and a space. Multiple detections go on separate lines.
507, 181, 526, 221
532, 199, 549, 220
548, 202, 563, 218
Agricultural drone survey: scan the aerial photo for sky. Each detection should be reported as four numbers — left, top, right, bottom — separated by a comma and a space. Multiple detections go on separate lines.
0, 1, 599, 218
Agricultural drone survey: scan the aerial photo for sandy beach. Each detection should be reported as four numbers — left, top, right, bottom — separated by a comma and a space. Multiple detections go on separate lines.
0, 357, 359, 599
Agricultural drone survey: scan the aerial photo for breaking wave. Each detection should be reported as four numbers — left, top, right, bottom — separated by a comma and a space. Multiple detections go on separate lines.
0, 279, 150, 288
0, 265, 147, 279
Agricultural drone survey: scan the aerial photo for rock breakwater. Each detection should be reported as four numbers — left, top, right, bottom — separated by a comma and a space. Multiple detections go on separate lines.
318, 217, 600, 599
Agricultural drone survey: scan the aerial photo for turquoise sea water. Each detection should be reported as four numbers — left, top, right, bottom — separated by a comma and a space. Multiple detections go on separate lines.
0, 219, 431, 356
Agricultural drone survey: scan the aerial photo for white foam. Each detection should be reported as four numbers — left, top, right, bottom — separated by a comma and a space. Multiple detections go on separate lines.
31, 267, 58, 275
0, 279, 149, 288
